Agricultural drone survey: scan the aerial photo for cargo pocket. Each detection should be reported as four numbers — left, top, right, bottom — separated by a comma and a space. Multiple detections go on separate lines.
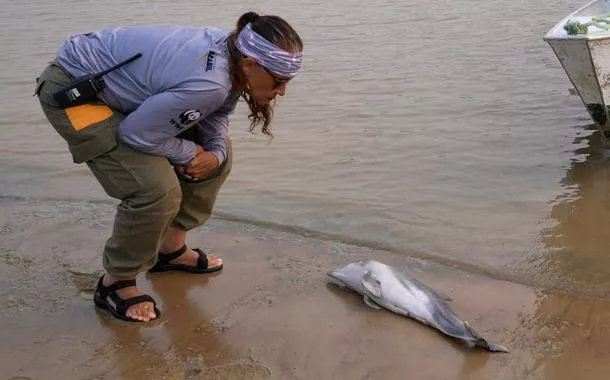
66, 105, 125, 164
36, 63, 125, 164
66, 104, 114, 131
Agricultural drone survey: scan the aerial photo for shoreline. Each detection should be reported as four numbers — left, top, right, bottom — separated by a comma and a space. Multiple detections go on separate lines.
2, 198, 610, 380
1, 193, 603, 300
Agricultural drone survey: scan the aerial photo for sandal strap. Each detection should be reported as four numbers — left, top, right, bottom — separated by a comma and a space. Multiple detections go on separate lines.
96, 276, 137, 296
194, 248, 209, 269
158, 244, 188, 263
97, 275, 136, 295
109, 293, 157, 315
103, 279, 137, 293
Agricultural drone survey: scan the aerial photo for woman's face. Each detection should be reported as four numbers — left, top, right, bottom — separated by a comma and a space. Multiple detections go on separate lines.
242, 57, 290, 106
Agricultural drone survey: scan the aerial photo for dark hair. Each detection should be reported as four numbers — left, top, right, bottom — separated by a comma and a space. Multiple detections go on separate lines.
227, 12, 303, 137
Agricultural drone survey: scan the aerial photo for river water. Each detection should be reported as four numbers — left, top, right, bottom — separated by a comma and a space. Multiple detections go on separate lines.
1, 0, 609, 296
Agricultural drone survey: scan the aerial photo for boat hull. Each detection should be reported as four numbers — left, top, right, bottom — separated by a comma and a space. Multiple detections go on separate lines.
544, 0, 610, 128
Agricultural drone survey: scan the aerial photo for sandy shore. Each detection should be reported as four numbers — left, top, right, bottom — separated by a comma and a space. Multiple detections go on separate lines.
2, 197, 610, 380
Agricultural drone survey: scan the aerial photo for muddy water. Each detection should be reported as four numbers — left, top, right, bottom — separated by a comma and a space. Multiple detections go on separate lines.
3, 199, 610, 379
2, 0, 610, 296
2, 0, 610, 378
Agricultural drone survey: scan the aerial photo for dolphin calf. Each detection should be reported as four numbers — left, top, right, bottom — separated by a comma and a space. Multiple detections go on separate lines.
327, 259, 509, 353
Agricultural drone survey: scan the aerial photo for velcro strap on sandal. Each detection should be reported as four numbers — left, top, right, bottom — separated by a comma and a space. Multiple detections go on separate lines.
112, 294, 156, 316
158, 244, 188, 263
194, 248, 209, 269
103, 279, 137, 294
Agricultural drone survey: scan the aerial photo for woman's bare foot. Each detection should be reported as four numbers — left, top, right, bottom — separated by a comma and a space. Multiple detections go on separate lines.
102, 274, 157, 322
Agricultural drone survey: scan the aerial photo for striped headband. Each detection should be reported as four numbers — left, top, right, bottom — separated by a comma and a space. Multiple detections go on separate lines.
235, 23, 303, 79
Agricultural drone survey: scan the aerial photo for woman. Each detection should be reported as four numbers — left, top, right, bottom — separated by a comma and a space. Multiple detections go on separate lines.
34, 12, 304, 323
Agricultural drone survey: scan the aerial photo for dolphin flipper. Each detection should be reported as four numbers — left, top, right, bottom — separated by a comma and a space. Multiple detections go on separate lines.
362, 271, 383, 298
363, 295, 382, 309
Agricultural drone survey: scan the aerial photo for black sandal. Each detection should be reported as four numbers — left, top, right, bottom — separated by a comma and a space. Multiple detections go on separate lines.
149, 244, 223, 274
93, 276, 161, 322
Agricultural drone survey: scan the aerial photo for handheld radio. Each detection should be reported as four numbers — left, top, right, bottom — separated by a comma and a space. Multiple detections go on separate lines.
53, 52, 142, 107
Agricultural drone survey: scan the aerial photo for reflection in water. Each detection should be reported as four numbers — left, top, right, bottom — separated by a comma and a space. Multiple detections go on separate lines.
95, 274, 239, 379
148, 273, 235, 365
535, 127, 610, 298
507, 293, 610, 380
456, 350, 491, 380
95, 314, 166, 380
505, 128, 610, 380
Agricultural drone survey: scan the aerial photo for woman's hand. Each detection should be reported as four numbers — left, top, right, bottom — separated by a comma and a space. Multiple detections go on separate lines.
185, 145, 219, 180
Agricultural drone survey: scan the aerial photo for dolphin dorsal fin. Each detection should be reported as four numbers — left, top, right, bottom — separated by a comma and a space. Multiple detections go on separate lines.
362, 271, 382, 298
417, 281, 452, 303
393, 269, 452, 303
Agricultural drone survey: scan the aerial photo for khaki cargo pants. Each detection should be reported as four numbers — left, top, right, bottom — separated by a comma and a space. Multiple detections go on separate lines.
34, 61, 232, 277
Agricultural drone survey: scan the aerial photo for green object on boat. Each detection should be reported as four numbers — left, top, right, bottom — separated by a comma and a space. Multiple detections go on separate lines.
564, 21, 590, 35
564, 16, 610, 35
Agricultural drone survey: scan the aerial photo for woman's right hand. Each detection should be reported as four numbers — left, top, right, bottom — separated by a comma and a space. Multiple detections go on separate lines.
184, 144, 219, 180
194, 144, 205, 156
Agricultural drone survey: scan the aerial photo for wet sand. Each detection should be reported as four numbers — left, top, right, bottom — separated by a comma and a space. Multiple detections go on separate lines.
2, 198, 610, 380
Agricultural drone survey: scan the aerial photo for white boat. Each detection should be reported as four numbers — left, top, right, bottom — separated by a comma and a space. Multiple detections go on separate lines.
544, 0, 610, 131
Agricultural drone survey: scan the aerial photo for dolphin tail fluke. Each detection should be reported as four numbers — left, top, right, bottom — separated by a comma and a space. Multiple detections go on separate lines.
464, 321, 510, 353
481, 342, 510, 353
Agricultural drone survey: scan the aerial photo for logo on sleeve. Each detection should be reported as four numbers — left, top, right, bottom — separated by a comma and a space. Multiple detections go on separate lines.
170, 109, 201, 131
206, 51, 216, 71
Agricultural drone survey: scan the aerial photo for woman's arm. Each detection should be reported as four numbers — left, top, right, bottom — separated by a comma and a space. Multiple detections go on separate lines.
117, 87, 229, 165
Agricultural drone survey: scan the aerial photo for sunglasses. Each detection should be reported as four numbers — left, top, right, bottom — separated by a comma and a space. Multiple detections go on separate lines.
261, 65, 290, 89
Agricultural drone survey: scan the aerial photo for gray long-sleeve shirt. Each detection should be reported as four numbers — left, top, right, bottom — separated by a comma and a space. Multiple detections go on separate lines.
57, 25, 237, 165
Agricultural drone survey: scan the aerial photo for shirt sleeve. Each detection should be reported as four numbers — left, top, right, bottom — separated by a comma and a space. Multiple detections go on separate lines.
117, 87, 229, 165
195, 95, 237, 164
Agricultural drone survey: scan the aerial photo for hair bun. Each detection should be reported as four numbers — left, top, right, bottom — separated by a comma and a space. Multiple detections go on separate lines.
237, 11, 260, 31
